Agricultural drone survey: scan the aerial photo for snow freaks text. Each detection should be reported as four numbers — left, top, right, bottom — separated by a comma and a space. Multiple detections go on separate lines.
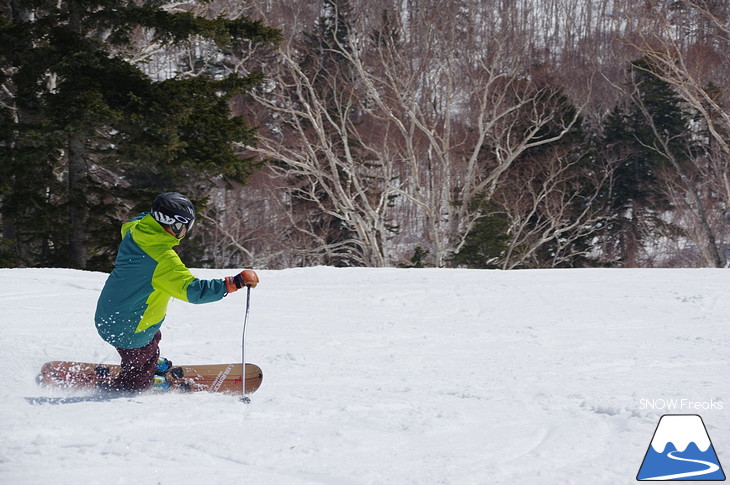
639, 399, 724, 411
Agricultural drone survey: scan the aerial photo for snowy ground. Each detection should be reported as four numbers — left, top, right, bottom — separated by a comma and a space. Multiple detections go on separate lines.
0, 266, 728, 484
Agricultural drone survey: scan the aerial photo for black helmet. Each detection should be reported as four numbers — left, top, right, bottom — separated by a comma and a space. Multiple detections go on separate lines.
151, 192, 195, 238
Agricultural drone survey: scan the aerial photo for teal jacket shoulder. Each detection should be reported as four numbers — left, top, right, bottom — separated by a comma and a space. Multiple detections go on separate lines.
95, 213, 226, 349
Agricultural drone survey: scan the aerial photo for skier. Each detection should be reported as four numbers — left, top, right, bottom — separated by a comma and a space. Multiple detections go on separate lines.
94, 192, 259, 393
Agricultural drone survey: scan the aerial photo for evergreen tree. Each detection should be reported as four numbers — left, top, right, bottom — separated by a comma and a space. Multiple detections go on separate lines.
451, 202, 510, 269
597, 58, 691, 265
302, 0, 356, 91
0, 0, 280, 269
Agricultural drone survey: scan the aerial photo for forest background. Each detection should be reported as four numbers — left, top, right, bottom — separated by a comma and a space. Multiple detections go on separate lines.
1, 0, 729, 271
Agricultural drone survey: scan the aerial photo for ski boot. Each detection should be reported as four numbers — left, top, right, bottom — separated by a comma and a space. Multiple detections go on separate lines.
156, 357, 184, 379
155, 357, 173, 375
151, 374, 171, 392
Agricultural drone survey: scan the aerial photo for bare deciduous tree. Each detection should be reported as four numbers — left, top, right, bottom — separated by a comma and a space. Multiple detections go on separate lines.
625, 0, 730, 266
493, 146, 615, 269
242, 1, 585, 267
191, 0, 729, 269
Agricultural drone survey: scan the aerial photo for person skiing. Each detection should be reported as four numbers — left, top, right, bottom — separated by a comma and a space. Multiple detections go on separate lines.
94, 192, 259, 393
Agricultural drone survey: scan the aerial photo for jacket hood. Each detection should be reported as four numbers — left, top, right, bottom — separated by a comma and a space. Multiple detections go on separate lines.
122, 213, 181, 249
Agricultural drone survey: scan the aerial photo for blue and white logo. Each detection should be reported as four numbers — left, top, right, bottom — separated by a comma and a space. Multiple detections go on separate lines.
637, 414, 725, 481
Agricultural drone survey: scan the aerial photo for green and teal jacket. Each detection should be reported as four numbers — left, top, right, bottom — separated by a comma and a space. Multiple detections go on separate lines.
95, 213, 226, 349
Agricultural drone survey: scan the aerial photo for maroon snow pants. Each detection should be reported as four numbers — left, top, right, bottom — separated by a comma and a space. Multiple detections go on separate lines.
113, 330, 161, 392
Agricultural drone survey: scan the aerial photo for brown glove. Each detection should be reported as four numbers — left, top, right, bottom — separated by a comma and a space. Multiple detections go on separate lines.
225, 269, 259, 293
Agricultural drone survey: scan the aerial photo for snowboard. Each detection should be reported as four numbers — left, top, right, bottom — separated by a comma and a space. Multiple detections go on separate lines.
37, 360, 263, 395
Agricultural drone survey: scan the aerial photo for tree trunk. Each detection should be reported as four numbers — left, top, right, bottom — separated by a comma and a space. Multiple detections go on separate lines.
68, 134, 88, 268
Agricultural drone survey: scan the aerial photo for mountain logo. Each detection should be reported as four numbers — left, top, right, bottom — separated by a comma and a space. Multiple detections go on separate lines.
637, 414, 725, 481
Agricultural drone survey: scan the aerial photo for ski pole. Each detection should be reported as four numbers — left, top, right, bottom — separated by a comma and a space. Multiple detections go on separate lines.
240, 285, 252, 404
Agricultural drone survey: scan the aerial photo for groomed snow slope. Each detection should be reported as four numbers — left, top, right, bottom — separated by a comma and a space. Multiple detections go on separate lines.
1, 267, 728, 484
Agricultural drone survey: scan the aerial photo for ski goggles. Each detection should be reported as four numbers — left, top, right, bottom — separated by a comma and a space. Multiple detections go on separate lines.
169, 217, 194, 238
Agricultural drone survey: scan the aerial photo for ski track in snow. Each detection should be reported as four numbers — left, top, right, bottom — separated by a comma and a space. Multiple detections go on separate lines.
0, 267, 728, 484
